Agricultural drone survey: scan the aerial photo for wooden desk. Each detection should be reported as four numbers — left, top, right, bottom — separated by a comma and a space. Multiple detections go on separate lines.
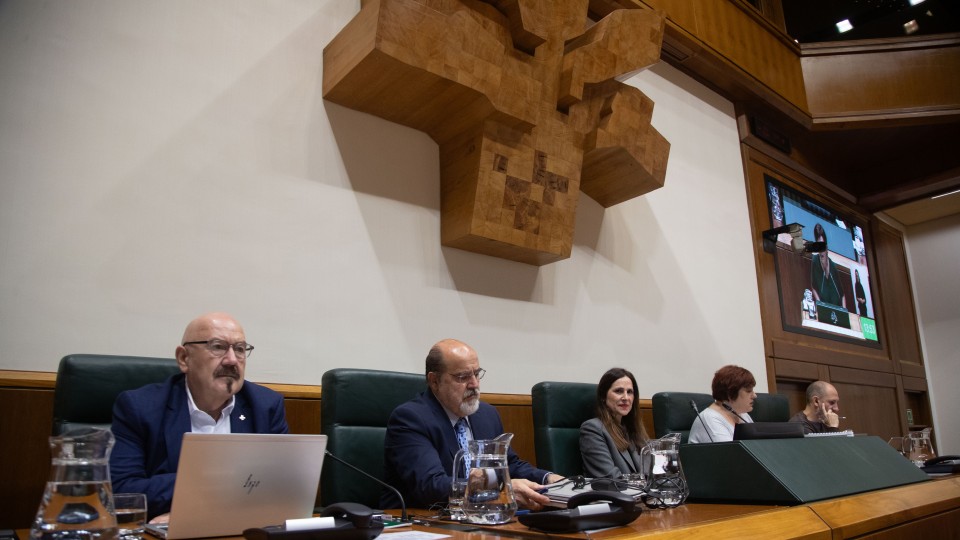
409, 503, 828, 539
16, 477, 960, 540
397, 477, 959, 539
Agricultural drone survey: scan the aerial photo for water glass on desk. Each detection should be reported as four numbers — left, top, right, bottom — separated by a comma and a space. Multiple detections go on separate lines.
905, 430, 936, 467
448, 480, 467, 521
114, 493, 147, 540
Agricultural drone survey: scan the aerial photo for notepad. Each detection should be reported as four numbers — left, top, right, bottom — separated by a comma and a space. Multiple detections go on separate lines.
804, 430, 854, 437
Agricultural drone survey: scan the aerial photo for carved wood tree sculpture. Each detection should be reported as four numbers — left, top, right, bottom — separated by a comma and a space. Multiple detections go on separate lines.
324, 0, 670, 265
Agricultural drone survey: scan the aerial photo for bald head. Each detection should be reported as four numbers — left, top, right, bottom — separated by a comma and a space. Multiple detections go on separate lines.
426, 339, 474, 376
176, 312, 248, 419
806, 381, 837, 403
426, 339, 481, 417
181, 312, 245, 344
803, 380, 840, 422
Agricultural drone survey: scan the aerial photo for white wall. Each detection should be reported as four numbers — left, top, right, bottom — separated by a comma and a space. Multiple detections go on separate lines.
904, 213, 960, 455
0, 0, 766, 396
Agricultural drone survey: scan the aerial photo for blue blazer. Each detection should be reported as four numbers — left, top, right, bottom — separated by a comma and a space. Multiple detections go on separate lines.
110, 373, 288, 518
381, 390, 550, 509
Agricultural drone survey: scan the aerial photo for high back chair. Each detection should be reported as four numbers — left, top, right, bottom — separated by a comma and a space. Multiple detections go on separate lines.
651, 392, 715, 443
320, 368, 427, 508
52, 354, 180, 435
531, 381, 597, 477
652, 391, 792, 443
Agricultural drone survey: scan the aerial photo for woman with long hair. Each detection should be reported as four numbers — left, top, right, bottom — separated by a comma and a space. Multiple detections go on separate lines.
579, 368, 649, 478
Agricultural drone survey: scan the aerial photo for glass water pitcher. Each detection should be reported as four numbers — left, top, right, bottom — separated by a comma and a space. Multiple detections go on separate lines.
31, 428, 118, 540
452, 433, 517, 525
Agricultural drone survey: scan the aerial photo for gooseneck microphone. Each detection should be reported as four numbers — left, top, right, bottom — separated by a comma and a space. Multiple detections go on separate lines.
324, 450, 407, 521
689, 400, 715, 443
719, 401, 747, 424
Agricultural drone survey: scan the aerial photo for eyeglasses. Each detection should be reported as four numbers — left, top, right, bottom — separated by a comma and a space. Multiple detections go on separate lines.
183, 339, 254, 359
447, 368, 485, 384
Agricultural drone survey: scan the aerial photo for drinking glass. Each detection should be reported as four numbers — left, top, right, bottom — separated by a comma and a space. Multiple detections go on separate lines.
448, 479, 467, 521
905, 431, 936, 467
114, 493, 147, 540
887, 437, 906, 457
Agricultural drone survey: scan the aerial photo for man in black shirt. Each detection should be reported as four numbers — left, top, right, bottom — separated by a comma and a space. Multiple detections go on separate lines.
789, 381, 841, 434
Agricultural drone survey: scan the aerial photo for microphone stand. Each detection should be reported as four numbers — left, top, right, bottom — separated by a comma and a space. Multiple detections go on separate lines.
324, 450, 408, 522
689, 400, 715, 443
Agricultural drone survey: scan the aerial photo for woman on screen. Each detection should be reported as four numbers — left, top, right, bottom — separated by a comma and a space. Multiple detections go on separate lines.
688, 365, 756, 444
580, 368, 649, 478
810, 223, 846, 308
854, 269, 868, 316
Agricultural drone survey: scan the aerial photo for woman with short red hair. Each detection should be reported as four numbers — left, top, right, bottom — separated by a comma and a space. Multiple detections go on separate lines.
688, 365, 757, 443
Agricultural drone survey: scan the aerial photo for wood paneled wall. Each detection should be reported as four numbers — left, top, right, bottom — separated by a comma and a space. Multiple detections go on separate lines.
742, 147, 933, 447
801, 35, 960, 125
591, 0, 809, 124
0, 373, 655, 529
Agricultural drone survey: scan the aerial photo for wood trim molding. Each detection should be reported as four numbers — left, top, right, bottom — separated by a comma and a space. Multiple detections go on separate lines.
809, 476, 960, 539
771, 340, 894, 373
828, 366, 896, 388
0, 370, 56, 389
0, 370, 657, 410
800, 33, 960, 57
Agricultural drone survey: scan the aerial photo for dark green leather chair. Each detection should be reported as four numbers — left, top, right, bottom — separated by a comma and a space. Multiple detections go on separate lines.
320, 368, 426, 508
750, 393, 790, 423
652, 391, 791, 443
531, 381, 597, 477
52, 354, 180, 435
652, 392, 715, 443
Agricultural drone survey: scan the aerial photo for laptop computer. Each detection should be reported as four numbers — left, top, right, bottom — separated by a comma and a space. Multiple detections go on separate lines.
144, 433, 327, 539
733, 422, 804, 440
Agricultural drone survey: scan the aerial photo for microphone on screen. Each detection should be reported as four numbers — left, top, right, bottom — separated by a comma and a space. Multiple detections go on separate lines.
689, 400, 715, 443
323, 450, 407, 522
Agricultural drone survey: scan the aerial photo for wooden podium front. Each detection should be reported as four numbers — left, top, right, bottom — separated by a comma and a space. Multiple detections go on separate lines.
680, 436, 929, 504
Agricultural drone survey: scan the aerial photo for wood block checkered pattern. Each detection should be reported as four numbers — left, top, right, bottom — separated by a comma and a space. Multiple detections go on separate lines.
324, 0, 670, 265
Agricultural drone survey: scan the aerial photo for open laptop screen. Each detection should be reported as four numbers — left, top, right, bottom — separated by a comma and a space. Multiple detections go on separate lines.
148, 433, 326, 539
734, 422, 804, 441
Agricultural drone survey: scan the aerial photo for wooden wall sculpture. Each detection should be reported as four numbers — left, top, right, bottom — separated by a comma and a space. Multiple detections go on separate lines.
324, 0, 670, 265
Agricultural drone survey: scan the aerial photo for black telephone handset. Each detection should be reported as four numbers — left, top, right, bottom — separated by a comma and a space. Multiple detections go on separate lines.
320, 503, 378, 529
517, 490, 643, 533
925, 455, 960, 467
567, 490, 638, 511
922, 455, 960, 475
243, 503, 384, 540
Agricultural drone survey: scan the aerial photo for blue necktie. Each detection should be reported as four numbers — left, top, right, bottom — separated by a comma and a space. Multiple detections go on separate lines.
455, 417, 469, 450
455, 418, 469, 476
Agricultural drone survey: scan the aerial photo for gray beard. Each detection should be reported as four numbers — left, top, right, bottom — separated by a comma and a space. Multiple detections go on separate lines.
459, 396, 480, 416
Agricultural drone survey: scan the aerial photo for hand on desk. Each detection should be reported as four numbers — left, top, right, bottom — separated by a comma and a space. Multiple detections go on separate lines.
512, 479, 550, 511
514, 474, 567, 511
149, 513, 170, 525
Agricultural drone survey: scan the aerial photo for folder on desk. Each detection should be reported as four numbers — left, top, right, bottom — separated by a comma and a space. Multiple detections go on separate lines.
540, 477, 644, 508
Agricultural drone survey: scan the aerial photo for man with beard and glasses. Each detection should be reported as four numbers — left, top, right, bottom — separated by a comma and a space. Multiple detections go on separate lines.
110, 312, 288, 520
381, 339, 562, 510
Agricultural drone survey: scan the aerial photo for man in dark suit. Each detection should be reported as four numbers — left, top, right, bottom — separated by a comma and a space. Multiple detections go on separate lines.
382, 339, 562, 510
110, 312, 288, 520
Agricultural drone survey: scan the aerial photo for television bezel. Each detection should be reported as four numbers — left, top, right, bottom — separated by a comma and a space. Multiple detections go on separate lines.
764, 175, 881, 349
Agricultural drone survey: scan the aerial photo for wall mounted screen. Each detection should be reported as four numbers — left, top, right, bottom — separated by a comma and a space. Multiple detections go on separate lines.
765, 175, 880, 347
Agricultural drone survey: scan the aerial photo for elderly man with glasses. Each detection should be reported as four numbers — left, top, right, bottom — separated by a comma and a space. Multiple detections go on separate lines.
110, 312, 288, 520
382, 339, 562, 511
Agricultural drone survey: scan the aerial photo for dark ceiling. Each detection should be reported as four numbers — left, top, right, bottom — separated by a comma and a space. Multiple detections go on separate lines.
782, 0, 960, 43
790, 120, 960, 211
770, 1, 960, 212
